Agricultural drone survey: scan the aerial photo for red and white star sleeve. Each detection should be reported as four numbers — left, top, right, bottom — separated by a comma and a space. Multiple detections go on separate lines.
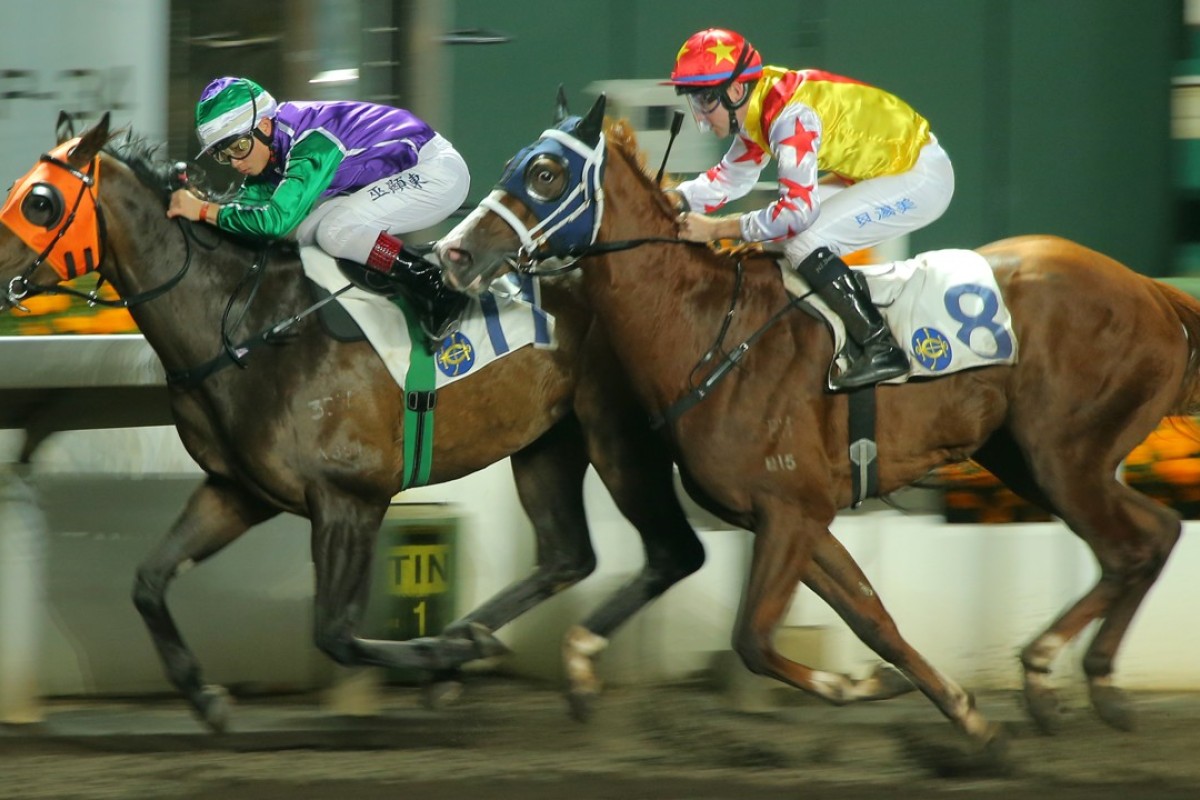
739, 103, 822, 242
675, 133, 769, 214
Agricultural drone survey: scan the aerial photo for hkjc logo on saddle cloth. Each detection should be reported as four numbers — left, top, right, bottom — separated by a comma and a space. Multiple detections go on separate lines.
783, 249, 1019, 383
299, 246, 554, 389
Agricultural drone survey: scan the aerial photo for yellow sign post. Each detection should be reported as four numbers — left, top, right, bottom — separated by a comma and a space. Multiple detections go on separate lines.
363, 503, 460, 664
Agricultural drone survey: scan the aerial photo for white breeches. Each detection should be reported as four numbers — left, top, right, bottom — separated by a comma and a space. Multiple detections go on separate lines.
294, 134, 471, 262
783, 138, 955, 264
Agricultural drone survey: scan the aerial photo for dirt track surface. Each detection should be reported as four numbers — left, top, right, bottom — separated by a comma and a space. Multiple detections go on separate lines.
2, 676, 1199, 799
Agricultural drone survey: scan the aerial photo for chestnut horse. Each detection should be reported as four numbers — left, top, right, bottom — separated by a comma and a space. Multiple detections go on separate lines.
436, 93, 1200, 754
0, 113, 705, 730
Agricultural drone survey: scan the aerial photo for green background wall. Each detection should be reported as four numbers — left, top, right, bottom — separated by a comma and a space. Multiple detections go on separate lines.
445, 0, 1181, 275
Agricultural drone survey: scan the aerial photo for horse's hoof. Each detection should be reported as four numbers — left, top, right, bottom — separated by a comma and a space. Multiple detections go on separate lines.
977, 722, 1012, 770
1022, 684, 1062, 735
865, 662, 915, 701
197, 684, 232, 734
1091, 684, 1136, 732
423, 674, 464, 710
893, 721, 1013, 778
566, 689, 597, 723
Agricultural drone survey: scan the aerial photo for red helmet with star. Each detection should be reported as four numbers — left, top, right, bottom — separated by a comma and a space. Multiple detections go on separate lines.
664, 28, 763, 90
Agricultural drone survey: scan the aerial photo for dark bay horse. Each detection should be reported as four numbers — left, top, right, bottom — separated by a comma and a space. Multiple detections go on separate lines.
0, 113, 705, 730
436, 93, 1200, 753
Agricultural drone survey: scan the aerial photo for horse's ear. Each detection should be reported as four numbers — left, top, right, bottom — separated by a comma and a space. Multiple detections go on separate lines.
69, 111, 111, 166
577, 93, 606, 146
55, 111, 76, 143
554, 84, 570, 124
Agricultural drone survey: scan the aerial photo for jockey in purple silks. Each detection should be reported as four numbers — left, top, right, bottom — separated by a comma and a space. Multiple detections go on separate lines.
168, 76, 471, 340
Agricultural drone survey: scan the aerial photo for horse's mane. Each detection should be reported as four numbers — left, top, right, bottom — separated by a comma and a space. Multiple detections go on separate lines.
101, 130, 287, 257
604, 118, 779, 278
603, 118, 680, 214
103, 131, 242, 208
102, 131, 176, 206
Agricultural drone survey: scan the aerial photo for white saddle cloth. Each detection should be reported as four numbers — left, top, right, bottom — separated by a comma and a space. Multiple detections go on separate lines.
300, 246, 556, 389
781, 248, 1019, 384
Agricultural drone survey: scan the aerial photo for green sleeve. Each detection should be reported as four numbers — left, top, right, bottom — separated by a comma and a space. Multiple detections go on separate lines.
215, 132, 345, 239
230, 180, 275, 207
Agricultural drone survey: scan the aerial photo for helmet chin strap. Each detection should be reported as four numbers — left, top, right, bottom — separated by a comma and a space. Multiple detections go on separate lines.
715, 42, 757, 134
719, 83, 750, 134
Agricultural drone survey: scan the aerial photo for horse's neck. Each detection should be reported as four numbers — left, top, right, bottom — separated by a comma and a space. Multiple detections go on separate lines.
101, 175, 304, 370
587, 153, 742, 394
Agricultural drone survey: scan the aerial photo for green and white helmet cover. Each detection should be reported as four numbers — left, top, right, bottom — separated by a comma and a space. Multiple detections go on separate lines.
194, 76, 278, 157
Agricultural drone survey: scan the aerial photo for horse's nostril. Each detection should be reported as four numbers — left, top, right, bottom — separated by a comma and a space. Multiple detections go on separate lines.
447, 248, 473, 268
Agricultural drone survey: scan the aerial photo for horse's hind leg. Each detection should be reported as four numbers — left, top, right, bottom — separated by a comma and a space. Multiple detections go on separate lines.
1085, 486, 1180, 730
1019, 474, 1180, 733
131, 477, 277, 732
432, 415, 595, 662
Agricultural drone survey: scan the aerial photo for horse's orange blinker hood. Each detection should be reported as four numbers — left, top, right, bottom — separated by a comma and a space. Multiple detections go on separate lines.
0, 138, 102, 280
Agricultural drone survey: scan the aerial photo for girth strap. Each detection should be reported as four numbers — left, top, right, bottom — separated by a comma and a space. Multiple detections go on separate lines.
848, 387, 879, 507
397, 293, 438, 489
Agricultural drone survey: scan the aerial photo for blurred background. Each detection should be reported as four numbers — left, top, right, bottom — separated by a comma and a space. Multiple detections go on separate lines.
1, 0, 1190, 273
1, 0, 1199, 722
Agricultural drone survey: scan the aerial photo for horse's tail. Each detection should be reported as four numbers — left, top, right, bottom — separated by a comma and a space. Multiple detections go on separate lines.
1154, 280, 1200, 415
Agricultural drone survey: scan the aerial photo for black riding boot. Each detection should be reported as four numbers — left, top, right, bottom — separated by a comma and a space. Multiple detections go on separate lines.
366, 232, 469, 342
794, 247, 909, 391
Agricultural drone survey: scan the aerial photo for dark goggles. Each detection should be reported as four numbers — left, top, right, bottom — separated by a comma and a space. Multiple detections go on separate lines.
211, 133, 255, 164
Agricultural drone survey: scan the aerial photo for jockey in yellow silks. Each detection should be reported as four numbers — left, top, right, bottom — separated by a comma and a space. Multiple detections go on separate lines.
664, 28, 955, 391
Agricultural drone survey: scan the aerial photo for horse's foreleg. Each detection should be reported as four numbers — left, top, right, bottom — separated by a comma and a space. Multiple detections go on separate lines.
131, 477, 276, 732
733, 510, 849, 700
735, 510, 1001, 751
562, 455, 704, 720
309, 491, 391, 665
433, 416, 595, 662
806, 531, 1001, 747
801, 540, 916, 702
313, 491, 474, 672
561, 372, 706, 720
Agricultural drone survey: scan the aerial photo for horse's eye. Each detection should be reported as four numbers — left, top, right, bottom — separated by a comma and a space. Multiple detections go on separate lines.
21, 183, 64, 229
524, 154, 567, 202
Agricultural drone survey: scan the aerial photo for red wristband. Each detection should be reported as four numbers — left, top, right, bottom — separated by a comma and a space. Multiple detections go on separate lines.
199, 202, 211, 224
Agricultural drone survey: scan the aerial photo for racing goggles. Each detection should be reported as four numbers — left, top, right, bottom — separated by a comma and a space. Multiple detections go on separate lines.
211, 133, 255, 164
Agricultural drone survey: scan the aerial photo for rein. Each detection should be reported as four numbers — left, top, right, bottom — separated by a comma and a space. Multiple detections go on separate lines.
24, 220, 195, 311
511, 234, 807, 431
512, 235, 705, 277
650, 260, 807, 430
163, 242, 354, 389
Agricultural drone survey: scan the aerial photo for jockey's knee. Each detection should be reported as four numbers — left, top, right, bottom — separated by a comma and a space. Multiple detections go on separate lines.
313, 207, 382, 263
